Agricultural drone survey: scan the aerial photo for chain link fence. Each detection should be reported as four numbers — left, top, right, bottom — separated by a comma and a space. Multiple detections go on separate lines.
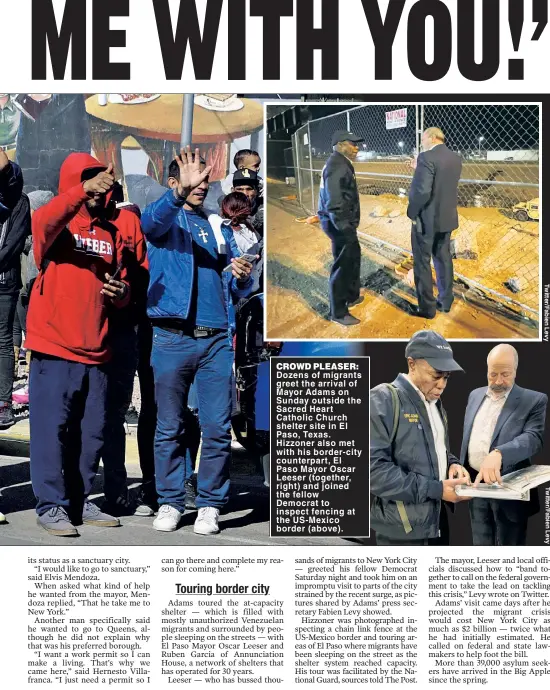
292, 104, 540, 319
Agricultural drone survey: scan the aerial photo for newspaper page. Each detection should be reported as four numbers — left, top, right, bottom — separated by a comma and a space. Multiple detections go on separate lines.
0, 1, 549, 688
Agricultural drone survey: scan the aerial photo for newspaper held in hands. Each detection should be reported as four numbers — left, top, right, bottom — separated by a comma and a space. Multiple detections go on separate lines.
455, 465, 550, 501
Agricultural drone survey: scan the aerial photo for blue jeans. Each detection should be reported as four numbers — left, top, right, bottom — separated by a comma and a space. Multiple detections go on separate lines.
151, 328, 234, 511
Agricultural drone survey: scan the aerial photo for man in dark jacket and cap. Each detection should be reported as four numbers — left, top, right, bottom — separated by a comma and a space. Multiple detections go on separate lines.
318, 129, 364, 327
370, 330, 471, 545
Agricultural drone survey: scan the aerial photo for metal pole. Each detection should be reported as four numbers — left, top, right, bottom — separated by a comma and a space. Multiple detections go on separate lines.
420, 104, 424, 138
180, 93, 195, 148
346, 110, 351, 131
294, 131, 302, 206
307, 121, 315, 214
415, 105, 420, 153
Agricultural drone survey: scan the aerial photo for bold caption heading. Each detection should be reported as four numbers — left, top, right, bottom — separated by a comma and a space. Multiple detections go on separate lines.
31, 0, 548, 82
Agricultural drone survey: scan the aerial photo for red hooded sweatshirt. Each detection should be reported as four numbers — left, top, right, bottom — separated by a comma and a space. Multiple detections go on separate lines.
26, 153, 146, 365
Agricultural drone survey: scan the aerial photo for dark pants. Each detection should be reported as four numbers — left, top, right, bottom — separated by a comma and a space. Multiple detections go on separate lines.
135, 319, 158, 502
375, 504, 450, 546
0, 293, 18, 402
151, 328, 233, 512
29, 353, 108, 517
13, 295, 27, 348
322, 223, 361, 319
469, 498, 528, 546
411, 223, 454, 314
101, 326, 139, 505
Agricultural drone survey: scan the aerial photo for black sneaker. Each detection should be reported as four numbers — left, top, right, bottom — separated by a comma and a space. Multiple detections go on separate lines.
37, 507, 78, 537
82, 501, 120, 527
185, 476, 198, 510
125, 406, 139, 427
102, 493, 135, 517
0, 403, 15, 430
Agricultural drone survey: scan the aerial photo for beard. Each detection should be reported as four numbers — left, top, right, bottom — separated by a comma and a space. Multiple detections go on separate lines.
490, 383, 511, 394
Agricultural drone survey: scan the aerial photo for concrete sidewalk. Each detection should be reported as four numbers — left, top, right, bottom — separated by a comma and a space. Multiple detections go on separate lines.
0, 426, 352, 548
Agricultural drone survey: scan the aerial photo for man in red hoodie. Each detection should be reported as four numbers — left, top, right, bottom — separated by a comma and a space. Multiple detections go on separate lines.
26, 152, 140, 536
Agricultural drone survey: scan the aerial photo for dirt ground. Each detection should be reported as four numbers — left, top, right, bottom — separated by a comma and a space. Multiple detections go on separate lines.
265, 182, 539, 340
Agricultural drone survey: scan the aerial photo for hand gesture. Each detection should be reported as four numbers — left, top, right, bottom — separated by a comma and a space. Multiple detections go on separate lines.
442, 477, 471, 503
448, 464, 471, 483
230, 255, 257, 281
0, 150, 10, 172
101, 272, 128, 302
83, 164, 115, 196
174, 146, 212, 198
474, 450, 503, 487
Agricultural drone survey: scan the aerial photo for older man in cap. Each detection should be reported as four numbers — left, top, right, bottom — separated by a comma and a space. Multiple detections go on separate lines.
370, 330, 470, 545
318, 129, 364, 327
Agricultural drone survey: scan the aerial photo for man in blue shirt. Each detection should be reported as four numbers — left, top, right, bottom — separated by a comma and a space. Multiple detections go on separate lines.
141, 148, 255, 535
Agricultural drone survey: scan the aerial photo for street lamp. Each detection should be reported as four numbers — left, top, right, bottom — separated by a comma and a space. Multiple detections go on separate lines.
398, 141, 404, 155
478, 136, 484, 157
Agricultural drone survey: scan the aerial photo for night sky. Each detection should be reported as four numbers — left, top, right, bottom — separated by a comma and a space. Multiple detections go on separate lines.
304, 104, 540, 155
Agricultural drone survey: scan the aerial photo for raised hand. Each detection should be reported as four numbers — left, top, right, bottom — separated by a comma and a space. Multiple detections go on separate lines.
174, 146, 212, 198
83, 164, 115, 196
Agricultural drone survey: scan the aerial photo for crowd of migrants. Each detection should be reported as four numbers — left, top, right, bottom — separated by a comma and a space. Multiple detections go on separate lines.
0, 146, 264, 536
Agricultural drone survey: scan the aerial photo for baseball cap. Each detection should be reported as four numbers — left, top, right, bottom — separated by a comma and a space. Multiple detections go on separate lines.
233, 168, 260, 187
331, 129, 364, 147
405, 331, 464, 373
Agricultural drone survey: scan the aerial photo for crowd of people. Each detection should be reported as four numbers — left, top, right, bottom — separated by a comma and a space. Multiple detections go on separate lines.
0, 145, 265, 536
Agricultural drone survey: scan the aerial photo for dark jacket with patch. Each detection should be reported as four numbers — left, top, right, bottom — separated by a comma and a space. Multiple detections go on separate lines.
318, 151, 360, 234
370, 373, 458, 540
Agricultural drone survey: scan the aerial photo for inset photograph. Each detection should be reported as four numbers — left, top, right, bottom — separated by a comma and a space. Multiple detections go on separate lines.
265, 102, 541, 340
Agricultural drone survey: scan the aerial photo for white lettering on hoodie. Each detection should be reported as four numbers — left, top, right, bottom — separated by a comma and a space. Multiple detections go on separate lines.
73, 234, 113, 257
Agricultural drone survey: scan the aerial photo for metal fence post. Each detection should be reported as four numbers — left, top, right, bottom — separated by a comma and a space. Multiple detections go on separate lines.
308, 121, 315, 214
415, 105, 420, 153
293, 131, 302, 207
347, 110, 351, 131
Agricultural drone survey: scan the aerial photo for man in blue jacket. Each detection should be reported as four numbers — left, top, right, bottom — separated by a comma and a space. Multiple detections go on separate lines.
370, 331, 470, 545
141, 148, 255, 536
318, 130, 364, 327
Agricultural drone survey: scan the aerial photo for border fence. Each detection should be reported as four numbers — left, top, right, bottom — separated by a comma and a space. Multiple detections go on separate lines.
292, 104, 540, 320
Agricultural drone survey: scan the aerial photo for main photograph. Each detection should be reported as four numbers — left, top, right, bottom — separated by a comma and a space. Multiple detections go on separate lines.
0, 94, 547, 549
0, 92, 341, 547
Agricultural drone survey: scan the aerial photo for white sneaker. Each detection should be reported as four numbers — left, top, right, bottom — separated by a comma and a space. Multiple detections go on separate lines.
0, 509, 6, 524
153, 505, 183, 532
194, 507, 220, 535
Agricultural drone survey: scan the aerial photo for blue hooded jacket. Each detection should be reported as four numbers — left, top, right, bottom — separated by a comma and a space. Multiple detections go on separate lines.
141, 189, 252, 339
